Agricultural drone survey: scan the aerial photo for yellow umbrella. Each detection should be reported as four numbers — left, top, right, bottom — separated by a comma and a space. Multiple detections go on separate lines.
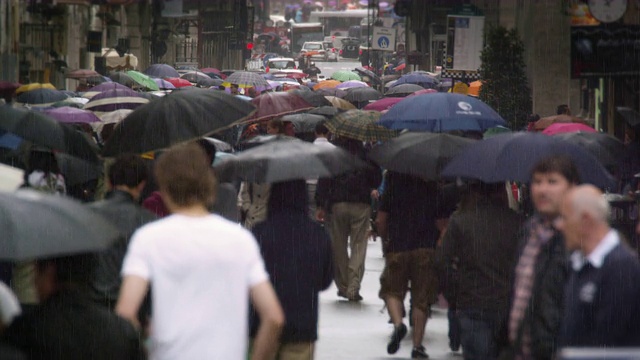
324, 96, 356, 110
313, 80, 342, 90
15, 83, 56, 94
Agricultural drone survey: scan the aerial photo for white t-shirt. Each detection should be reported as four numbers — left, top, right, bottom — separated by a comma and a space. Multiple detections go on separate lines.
121, 214, 269, 360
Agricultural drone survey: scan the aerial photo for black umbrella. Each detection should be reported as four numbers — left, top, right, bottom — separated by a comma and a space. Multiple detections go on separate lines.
202, 137, 232, 152
308, 106, 340, 117
197, 77, 223, 88
0, 189, 120, 261
290, 89, 331, 107
385, 84, 424, 97
55, 153, 103, 186
617, 107, 640, 128
0, 106, 99, 163
441, 132, 616, 189
214, 139, 369, 183
554, 132, 625, 169
109, 72, 135, 88
16, 89, 68, 105
282, 113, 327, 133
343, 87, 383, 103
102, 88, 256, 156
180, 72, 211, 83
369, 132, 476, 180
313, 88, 347, 98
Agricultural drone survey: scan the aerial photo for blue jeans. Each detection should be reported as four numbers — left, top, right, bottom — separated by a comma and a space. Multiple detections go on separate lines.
457, 309, 503, 360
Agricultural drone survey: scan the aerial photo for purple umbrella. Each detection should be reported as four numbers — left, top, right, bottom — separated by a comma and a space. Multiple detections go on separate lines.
153, 78, 176, 90
84, 88, 149, 112
89, 82, 131, 93
336, 80, 369, 89
44, 106, 101, 124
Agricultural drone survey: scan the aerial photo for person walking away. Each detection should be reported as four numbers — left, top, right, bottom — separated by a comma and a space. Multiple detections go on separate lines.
375, 172, 440, 358
89, 154, 156, 323
440, 182, 525, 359
250, 180, 333, 359
504, 155, 579, 360
316, 138, 382, 301
3, 254, 145, 360
306, 120, 336, 219
116, 143, 284, 360
556, 185, 640, 347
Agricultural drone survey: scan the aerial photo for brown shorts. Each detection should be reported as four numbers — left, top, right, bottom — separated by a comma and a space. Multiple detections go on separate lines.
378, 248, 438, 312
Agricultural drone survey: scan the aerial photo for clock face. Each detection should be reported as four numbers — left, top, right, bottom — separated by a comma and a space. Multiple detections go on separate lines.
588, 0, 628, 23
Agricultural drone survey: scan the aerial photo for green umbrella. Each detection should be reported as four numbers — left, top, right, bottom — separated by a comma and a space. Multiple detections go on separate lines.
126, 70, 160, 91
326, 109, 398, 142
483, 125, 512, 138
331, 70, 361, 82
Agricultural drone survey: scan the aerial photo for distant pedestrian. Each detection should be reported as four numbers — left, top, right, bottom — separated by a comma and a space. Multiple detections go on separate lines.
556, 104, 571, 116
116, 143, 284, 360
250, 180, 333, 359
504, 155, 579, 359
440, 182, 525, 360
306, 120, 336, 218
556, 185, 640, 347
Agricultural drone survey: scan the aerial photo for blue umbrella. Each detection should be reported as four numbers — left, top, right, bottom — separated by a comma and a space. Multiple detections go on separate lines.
378, 93, 507, 132
441, 132, 615, 189
392, 73, 438, 89
16, 89, 68, 105
0, 130, 22, 149
143, 64, 180, 78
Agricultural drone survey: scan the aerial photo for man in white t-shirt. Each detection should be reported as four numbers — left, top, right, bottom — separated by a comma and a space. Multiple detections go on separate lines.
116, 143, 284, 360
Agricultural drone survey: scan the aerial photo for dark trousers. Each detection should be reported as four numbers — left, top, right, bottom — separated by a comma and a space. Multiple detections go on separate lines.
448, 308, 461, 350
458, 309, 504, 360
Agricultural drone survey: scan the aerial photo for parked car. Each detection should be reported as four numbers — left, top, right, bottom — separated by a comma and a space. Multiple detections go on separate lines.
323, 42, 339, 62
340, 38, 361, 59
265, 58, 303, 75
300, 41, 327, 61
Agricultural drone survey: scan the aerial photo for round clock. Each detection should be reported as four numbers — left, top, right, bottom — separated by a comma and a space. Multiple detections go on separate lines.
588, 0, 628, 23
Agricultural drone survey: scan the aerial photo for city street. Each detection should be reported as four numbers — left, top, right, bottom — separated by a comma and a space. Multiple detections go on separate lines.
315, 58, 362, 79
315, 239, 460, 360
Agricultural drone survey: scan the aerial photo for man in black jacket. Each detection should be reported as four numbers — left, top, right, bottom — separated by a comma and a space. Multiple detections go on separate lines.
90, 155, 156, 316
506, 156, 578, 359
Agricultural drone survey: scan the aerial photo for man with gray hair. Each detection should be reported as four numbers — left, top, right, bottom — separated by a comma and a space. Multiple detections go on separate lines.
556, 185, 640, 347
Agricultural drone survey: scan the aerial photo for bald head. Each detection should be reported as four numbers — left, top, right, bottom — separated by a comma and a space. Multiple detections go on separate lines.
567, 185, 610, 224
558, 185, 611, 253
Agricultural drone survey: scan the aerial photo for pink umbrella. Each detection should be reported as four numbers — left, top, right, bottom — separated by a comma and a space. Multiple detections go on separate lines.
408, 88, 438, 97
246, 92, 315, 123
542, 122, 597, 135
363, 97, 403, 112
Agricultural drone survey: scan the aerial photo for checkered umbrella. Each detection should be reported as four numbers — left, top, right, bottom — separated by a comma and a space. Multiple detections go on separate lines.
223, 71, 270, 88
326, 110, 398, 142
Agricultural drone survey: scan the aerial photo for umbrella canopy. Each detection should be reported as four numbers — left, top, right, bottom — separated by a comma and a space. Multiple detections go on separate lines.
554, 132, 625, 169
308, 106, 340, 117
0, 81, 21, 99
326, 110, 397, 142
313, 80, 342, 90
200, 67, 225, 79
0, 189, 120, 261
126, 71, 160, 91
379, 93, 507, 132
223, 71, 270, 88
86, 76, 110, 86
483, 125, 512, 138
325, 96, 357, 110
16, 88, 68, 105
532, 114, 583, 131
369, 132, 476, 179
44, 107, 101, 124
180, 71, 212, 83
65, 69, 100, 79
86, 82, 131, 94
214, 139, 369, 183
153, 78, 177, 90
281, 113, 327, 133
343, 87, 383, 103
441, 132, 615, 189
541, 122, 596, 135
616, 107, 640, 128
468, 80, 482, 96
313, 87, 347, 98
0, 105, 99, 162
109, 72, 136, 88
385, 83, 424, 97
363, 97, 403, 112
354, 67, 378, 82
246, 92, 315, 122
84, 88, 149, 112
202, 137, 232, 152
196, 77, 223, 88
331, 70, 361, 82
102, 88, 256, 156
336, 80, 369, 89
408, 88, 438, 97
55, 152, 103, 187
290, 89, 331, 107
393, 73, 438, 88
164, 77, 193, 88
15, 83, 56, 94
143, 64, 180, 78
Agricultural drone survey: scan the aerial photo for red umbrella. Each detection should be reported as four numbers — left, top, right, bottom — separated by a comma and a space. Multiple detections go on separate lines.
363, 97, 403, 112
164, 77, 193, 88
0, 81, 21, 100
246, 92, 315, 122
394, 63, 406, 72
542, 122, 597, 135
408, 88, 438, 97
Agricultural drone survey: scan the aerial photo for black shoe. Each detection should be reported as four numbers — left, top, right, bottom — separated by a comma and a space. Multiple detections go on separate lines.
386, 323, 407, 354
411, 345, 429, 358
449, 342, 460, 352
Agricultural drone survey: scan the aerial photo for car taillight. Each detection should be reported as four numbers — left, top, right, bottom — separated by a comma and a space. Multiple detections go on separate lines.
359, 49, 362, 55
340, 49, 343, 55
265, 67, 270, 73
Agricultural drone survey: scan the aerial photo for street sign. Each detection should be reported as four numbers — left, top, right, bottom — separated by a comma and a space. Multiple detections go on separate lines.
372, 26, 396, 51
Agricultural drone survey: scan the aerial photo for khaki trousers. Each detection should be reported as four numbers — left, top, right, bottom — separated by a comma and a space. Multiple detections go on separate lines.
328, 202, 371, 296
276, 342, 315, 360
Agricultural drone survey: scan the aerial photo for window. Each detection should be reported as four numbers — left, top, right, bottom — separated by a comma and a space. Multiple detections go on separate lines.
268, 60, 296, 69
303, 43, 323, 50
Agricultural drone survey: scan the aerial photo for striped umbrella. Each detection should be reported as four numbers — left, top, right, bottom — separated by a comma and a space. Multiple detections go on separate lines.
326, 109, 398, 142
84, 88, 149, 112
223, 71, 270, 88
